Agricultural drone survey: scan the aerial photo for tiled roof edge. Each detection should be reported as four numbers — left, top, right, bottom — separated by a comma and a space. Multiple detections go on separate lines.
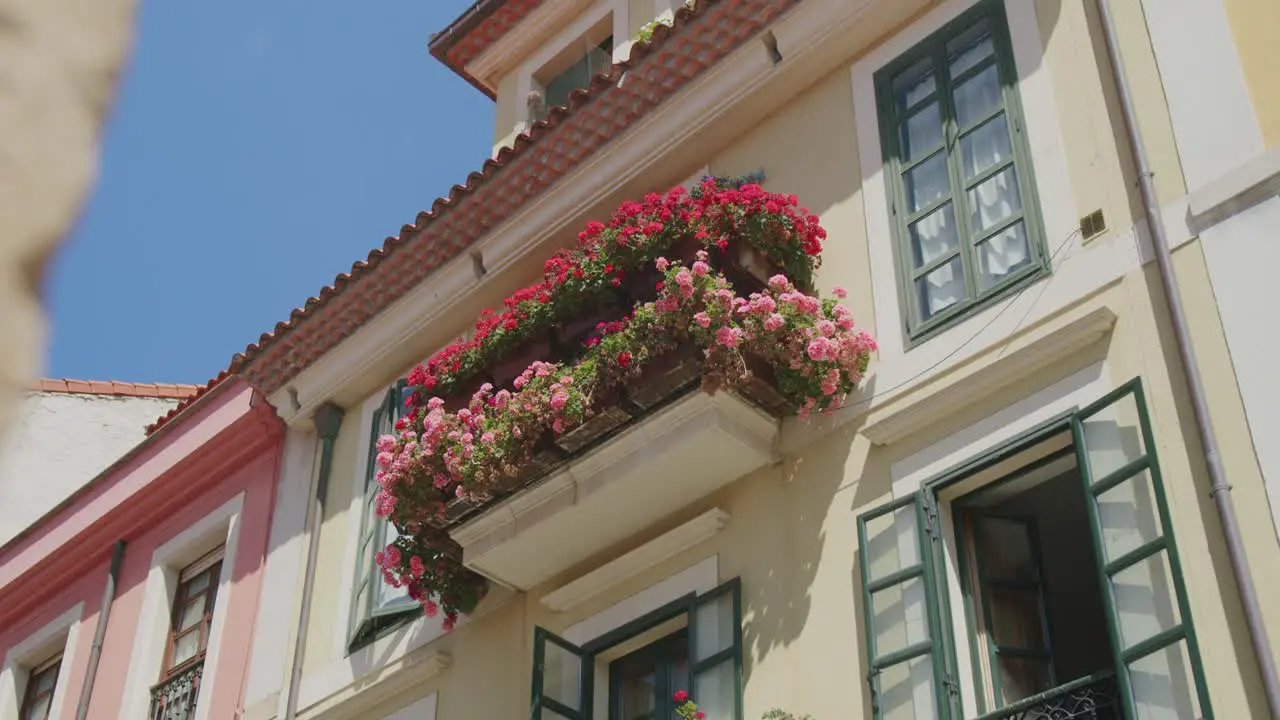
37, 378, 203, 400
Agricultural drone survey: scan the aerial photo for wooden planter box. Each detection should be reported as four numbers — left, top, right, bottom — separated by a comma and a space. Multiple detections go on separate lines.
490, 332, 553, 393
735, 351, 790, 415
625, 342, 701, 409
555, 387, 633, 454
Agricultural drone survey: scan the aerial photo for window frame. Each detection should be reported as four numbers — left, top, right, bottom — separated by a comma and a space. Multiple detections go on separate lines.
873, 0, 1049, 345
348, 380, 420, 653
161, 546, 224, 679
18, 655, 61, 720
531, 578, 744, 720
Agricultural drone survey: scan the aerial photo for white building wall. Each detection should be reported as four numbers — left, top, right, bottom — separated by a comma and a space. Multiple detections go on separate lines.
0, 391, 179, 545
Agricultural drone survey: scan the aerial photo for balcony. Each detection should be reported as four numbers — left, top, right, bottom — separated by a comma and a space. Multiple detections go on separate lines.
148, 658, 203, 720
975, 672, 1121, 720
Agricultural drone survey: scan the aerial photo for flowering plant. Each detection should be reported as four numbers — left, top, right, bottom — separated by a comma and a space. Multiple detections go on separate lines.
674, 691, 706, 719
370, 183, 874, 622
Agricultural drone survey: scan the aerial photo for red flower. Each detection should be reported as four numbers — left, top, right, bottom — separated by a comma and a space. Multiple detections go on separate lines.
673, 691, 688, 703
617, 351, 632, 367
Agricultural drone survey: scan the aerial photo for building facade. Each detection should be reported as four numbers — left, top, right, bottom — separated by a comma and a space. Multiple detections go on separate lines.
0, 378, 285, 720
225, 1, 1280, 719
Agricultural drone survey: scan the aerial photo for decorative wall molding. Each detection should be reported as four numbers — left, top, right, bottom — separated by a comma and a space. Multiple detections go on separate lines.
540, 508, 730, 612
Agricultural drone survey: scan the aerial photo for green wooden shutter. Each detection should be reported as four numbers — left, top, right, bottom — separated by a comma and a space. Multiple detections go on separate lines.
532, 627, 593, 720
858, 492, 956, 719
1072, 379, 1213, 719
688, 579, 743, 720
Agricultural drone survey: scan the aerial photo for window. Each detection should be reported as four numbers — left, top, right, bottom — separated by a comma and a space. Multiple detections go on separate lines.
149, 547, 222, 719
19, 656, 60, 720
531, 580, 742, 720
856, 379, 1213, 719
874, 0, 1047, 341
349, 381, 419, 652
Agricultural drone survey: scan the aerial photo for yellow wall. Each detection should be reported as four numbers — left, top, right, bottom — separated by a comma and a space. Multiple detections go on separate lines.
290, 0, 1280, 717
1224, 0, 1280, 148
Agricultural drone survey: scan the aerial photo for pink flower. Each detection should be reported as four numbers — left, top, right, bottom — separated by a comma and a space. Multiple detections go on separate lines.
385, 545, 401, 567
764, 313, 786, 331
817, 320, 837, 337
375, 451, 394, 469
656, 257, 670, 271
768, 274, 789, 290
427, 397, 444, 410
694, 312, 711, 328
423, 600, 439, 617
692, 260, 710, 277
833, 286, 848, 299
410, 556, 426, 578
550, 392, 569, 412
716, 326, 743, 348
481, 432, 495, 444
376, 435, 396, 452
807, 338, 829, 361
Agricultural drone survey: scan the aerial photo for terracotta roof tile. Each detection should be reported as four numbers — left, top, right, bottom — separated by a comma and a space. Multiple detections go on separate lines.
143, 371, 234, 435
37, 378, 203, 400
430, 0, 548, 97
156, 0, 795, 434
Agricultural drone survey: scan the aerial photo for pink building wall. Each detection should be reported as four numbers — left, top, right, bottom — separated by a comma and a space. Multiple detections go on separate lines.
0, 379, 285, 719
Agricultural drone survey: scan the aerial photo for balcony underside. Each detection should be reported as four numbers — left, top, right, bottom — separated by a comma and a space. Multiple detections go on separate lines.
450, 388, 779, 590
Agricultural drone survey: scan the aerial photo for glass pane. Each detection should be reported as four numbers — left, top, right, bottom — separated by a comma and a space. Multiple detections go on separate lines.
917, 257, 965, 320
953, 64, 1001, 128
904, 152, 950, 214
948, 20, 995, 78
695, 593, 734, 661
1129, 640, 1202, 720
540, 710, 574, 720
615, 665, 657, 720
893, 57, 936, 111
543, 641, 584, 711
875, 655, 937, 720
22, 694, 51, 720
967, 166, 1022, 233
997, 655, 1050, 706
185, 571, 210, 596
1097, 469, 1165, 562
693, 660, 737, 720
179, 595, 207, 631
988, 587, 1045, 649
909, 203, 958, 269
899, 103, 943, 162
1112, 552, 1182, 650
959, 113, 1013, 180
171, 629, 201, 667
546, 55, 591, 109
1080, 392, 1148, 483
975, 222, 1031, 291
864, 505, 921, 584
376, 525, 409, 607
973, 517, 1035, 582
870, 577, 930, 660
35, 665, 58, 693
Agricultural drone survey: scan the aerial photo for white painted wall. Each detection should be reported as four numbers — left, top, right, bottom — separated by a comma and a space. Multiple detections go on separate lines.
0, 391, 179, 546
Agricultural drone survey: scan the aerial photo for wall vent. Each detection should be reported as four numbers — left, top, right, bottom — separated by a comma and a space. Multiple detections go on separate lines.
1080, 209, 1106, 240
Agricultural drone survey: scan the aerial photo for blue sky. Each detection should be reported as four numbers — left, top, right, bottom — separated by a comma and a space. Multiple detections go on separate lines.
46, 0, 489, 384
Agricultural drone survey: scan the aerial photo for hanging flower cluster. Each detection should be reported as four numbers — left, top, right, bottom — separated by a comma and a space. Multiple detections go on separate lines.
372, 181, 874, 622
406, 178, 825, 405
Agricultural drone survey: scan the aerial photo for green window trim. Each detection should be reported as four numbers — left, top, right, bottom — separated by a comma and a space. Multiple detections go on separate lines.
531, 579, 744, 720
857, 377, 1214, 719
348, 380, 419, 654
874, 0, 1049, 345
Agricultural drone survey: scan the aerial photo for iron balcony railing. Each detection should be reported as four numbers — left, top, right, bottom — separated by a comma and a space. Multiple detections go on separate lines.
976, 671, 1121, 720
148, 658, 203, 720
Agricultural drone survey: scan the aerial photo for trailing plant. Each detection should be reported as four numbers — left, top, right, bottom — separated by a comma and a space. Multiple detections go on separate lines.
373, 181, 874, 622
674, 692, 815, 720
636, 0, 697, 44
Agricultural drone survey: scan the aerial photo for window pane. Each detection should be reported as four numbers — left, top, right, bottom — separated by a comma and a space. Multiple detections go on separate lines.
899, 103, 943, 162
693, 660, 736, 720
948, 20, 995, 78
870, 576, 930, 660
1112, 552, 1182, 650
893, 57, 936, 111
975, 222, 1031, 291
909, 204, 958, 269
917, 257, 964, 320
874, 655, 937, 720
185, 571, 210, 596
1129, 640, 1202, 720
967, 166, 1022, 233
996, 655, 1050, 706
904, 152, 950, 214
1080, 393, 1147, 482
178, 595, 207, 631
1097, 469, 1165, 562
988, 587, 1045, 649
863, 505, 921, 584
695, 593, 734, 661
540, 710, 574, 720
543, 641, 584, 711
171, 629, 201, 667
953, 63, 1001, 128
21, 694, 52, 720
959, 113, 1012, 180
973, 517, 1036, 582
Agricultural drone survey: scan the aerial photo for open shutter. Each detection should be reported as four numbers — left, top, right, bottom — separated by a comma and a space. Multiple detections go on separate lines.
689, 579, 743, 720
1072, 379, 1213, 720
532, 627, 592, 720
858, 492, 954, 719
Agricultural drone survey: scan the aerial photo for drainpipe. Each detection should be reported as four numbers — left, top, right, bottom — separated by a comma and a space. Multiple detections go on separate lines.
76, 539, 125, 720
1095, 2, 1280, 716
283, 403, 345, 720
